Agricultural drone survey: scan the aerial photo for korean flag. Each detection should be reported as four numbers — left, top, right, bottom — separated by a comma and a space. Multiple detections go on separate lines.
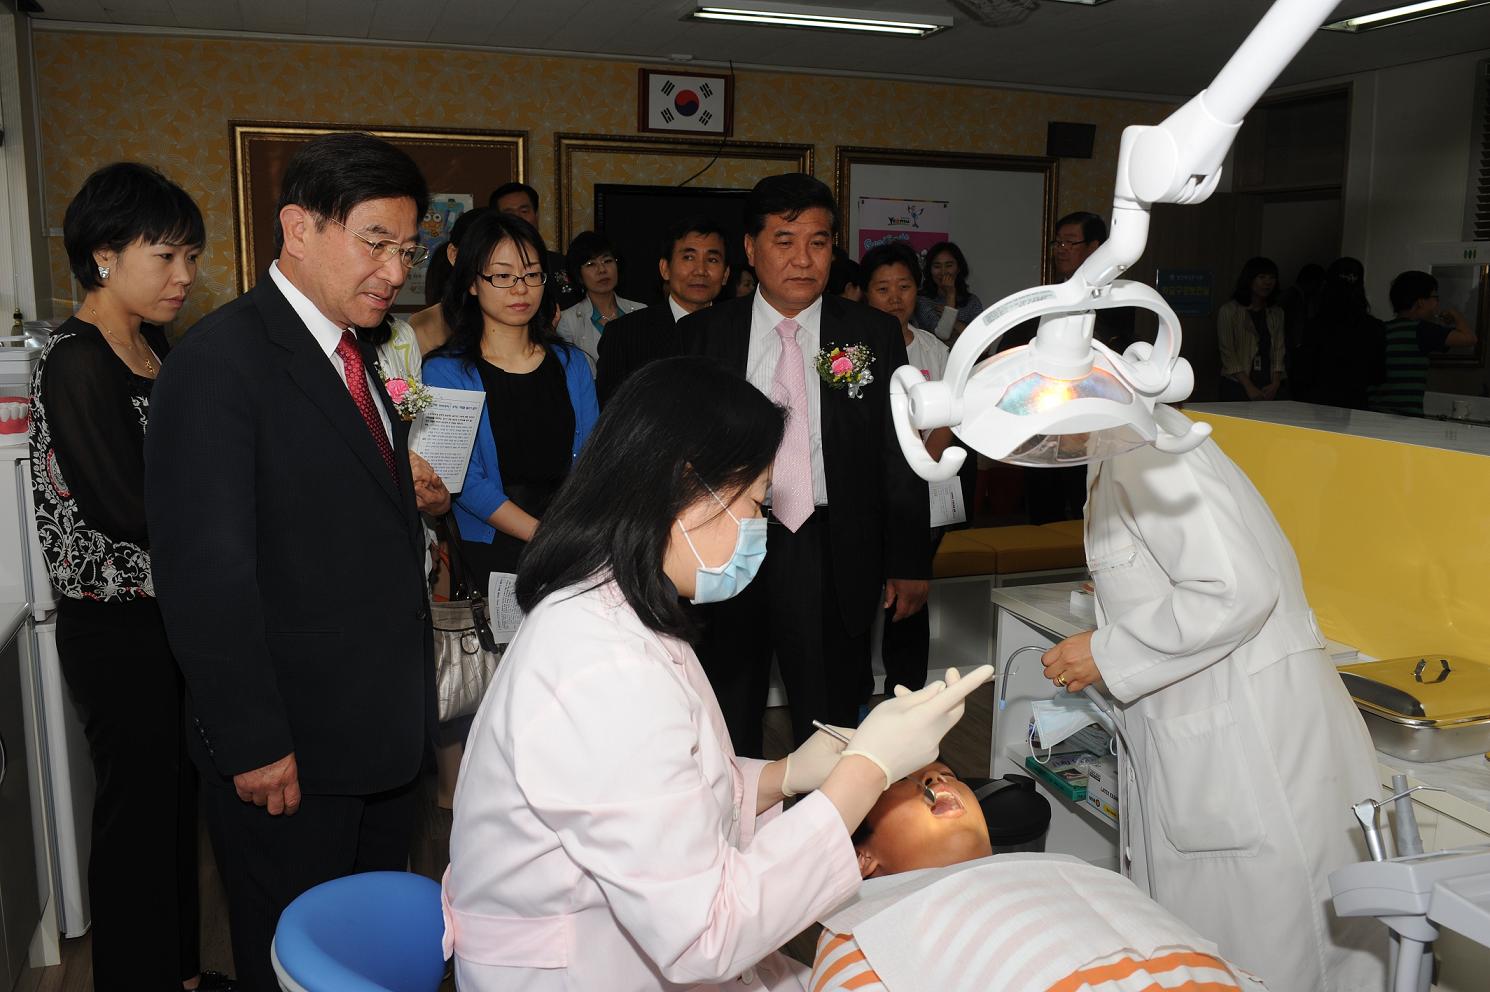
645, 73, 729, 135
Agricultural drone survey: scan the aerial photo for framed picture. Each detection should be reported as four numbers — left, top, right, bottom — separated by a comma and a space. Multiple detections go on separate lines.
593, 184, 752, 305
835, 146, 1058, 307
228, 121, 527, 308
553, 132, 812, 250
637, 68, 734, 137
1428, 262, 1490, 367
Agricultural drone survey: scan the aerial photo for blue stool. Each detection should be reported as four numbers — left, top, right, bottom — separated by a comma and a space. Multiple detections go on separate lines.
271, 871, 446, 992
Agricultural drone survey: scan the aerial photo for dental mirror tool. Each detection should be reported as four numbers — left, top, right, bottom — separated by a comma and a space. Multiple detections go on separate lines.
812, 719, 936, 806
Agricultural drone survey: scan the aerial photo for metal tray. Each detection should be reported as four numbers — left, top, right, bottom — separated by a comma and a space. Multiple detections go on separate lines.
1340, 658, 1490, 762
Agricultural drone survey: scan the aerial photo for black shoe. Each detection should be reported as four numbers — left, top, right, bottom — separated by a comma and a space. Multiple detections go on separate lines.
191, 972, 237, 992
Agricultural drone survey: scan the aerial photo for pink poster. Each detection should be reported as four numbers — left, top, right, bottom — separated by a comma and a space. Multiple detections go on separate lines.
856, 197, 951, 261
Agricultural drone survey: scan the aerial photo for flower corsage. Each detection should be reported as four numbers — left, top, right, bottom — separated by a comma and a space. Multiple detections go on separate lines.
814, 343, 875, 399
375, 363, 435, 421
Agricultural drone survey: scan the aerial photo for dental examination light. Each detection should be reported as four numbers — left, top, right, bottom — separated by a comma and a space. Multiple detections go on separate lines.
890, 0, 1344, 481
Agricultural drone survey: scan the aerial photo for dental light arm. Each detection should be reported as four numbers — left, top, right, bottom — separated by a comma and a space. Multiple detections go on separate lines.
892, 0, 1343, 481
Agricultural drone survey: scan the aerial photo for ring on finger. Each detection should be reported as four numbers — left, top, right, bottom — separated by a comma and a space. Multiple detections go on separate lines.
1056, 674, 1068, 687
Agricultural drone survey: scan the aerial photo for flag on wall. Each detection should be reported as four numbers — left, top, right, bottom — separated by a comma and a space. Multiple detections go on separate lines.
640, 69, 733, 136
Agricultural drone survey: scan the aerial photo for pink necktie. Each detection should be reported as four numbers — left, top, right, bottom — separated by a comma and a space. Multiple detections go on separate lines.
770, 318, 813, 532
336, 330, 398, 484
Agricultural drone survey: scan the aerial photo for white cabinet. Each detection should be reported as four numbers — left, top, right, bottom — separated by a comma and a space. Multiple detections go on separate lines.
0, 612, 39, 992
990, 606, 1119, 870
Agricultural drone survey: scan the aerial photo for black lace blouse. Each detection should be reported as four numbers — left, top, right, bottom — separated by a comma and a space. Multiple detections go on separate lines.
29, 317, 170, 602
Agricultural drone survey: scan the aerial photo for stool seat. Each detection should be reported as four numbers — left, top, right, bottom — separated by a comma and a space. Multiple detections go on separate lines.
932, 525, 1086, 578
272, 871, 445, 992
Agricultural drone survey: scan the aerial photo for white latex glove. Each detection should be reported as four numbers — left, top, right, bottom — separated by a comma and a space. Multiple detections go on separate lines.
782, 725, 853, 797
843, 665, 995, 789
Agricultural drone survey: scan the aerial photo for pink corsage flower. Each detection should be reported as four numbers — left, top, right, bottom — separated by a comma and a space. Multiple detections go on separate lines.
813, 344, 876, 399
373, 362, 435, 421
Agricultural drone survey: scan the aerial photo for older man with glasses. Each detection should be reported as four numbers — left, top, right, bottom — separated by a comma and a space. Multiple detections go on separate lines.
147, 131, 447, 991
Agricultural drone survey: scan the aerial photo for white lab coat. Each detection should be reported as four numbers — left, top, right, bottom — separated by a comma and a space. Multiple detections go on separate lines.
443, 579, 861, 992
1084, 406, 1387, 992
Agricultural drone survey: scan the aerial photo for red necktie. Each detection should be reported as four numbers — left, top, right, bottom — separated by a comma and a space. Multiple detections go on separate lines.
335, 330, 398, 484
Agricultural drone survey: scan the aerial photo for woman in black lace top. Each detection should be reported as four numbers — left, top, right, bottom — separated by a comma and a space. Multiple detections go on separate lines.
30, 163, 232, 991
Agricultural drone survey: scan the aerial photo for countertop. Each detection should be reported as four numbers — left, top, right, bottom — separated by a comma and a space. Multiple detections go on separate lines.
993, 581, 1490, 834
1186, 401, 1490, 459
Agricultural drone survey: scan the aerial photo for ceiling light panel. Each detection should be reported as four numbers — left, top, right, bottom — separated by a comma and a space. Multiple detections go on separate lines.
688, 3, 952, 37
1321, 0, 1490, 32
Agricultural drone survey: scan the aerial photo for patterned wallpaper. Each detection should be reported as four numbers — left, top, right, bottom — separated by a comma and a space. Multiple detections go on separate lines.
32, 30, 1172, 328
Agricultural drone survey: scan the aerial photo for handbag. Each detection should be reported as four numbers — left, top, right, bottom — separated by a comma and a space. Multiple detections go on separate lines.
432, 515, 505, 722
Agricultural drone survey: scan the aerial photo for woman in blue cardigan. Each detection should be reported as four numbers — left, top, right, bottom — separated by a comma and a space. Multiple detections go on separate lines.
424, 211, 598, 587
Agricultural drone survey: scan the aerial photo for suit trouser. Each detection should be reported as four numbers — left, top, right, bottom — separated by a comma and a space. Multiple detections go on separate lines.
56, 596, 200, 992
696, 508, 871, 758
201, 772, 419, 991
879, 532, 943, 693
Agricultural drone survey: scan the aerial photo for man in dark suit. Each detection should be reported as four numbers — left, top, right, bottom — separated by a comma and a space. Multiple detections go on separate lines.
682, 173, 931, 756
145, 133, 449, 991
596, 214, 730, 405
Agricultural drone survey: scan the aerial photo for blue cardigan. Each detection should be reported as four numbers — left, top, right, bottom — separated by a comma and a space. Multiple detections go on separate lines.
423, 344, 598, 544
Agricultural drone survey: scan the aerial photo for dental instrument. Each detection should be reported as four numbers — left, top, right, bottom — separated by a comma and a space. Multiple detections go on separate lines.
813, 718, 936, 805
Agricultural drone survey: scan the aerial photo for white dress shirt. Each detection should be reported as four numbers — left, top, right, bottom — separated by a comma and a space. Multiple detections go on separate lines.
745, 292, 828, 506
269, 261, 393, 442
667, 295, 691, 323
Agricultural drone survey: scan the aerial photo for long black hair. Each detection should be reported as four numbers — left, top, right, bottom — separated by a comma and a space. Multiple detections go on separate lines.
1231, 256, 1280, 307
516, 356, 785, 639
1314, 256, 1370, 328
437, 210, 560, 366
918, 241, 971, 308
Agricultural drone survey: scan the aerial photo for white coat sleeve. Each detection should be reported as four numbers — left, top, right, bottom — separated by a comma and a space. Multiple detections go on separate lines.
510, 627, 860, 985
1090, 447, 1280, 703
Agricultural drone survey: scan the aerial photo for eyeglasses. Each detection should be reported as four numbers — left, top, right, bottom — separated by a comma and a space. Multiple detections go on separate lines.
324, 216, 429, 268
581, 255, 618, 270
478, 271, 548, 289
1048, 239, 1090, 251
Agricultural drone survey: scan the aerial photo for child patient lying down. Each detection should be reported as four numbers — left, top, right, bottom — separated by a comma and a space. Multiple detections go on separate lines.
811, 761, 1269, 992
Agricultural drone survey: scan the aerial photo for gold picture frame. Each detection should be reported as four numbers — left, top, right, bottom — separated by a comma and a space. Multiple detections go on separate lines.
228, 120, 528, 296
553, 132, 814, 248
834, 145, 1059, 285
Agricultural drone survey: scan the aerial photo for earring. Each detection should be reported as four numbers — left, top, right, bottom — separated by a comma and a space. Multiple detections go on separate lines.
97, 265, 110, 280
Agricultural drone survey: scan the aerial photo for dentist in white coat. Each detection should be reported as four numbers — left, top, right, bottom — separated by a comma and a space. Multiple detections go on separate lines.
1040, 405, 1387, 992
443, 356, 992, 992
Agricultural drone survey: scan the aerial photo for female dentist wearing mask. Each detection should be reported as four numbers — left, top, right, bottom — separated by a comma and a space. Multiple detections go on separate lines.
443, 356, 992, 992
1039, 404, 1385, 992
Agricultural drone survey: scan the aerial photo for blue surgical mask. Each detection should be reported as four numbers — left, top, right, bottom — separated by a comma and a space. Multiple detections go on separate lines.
678, 486, 768, 605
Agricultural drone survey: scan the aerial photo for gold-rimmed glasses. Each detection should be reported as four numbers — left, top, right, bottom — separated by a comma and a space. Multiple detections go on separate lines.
324, 215, 429, 268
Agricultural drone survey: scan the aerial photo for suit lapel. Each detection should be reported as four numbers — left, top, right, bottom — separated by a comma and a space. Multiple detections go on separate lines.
253, 280, 403, 511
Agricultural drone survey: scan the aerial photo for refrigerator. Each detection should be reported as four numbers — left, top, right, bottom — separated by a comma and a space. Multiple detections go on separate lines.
0, 340, 92, 970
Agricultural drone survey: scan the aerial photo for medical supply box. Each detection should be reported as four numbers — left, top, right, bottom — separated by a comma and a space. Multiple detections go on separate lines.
1083, 754, 1119, 826
1338, 655, 1490, 762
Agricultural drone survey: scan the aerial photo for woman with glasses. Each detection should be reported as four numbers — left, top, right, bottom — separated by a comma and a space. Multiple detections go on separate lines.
556, 230, 643, 370
424, 212, 598, 588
